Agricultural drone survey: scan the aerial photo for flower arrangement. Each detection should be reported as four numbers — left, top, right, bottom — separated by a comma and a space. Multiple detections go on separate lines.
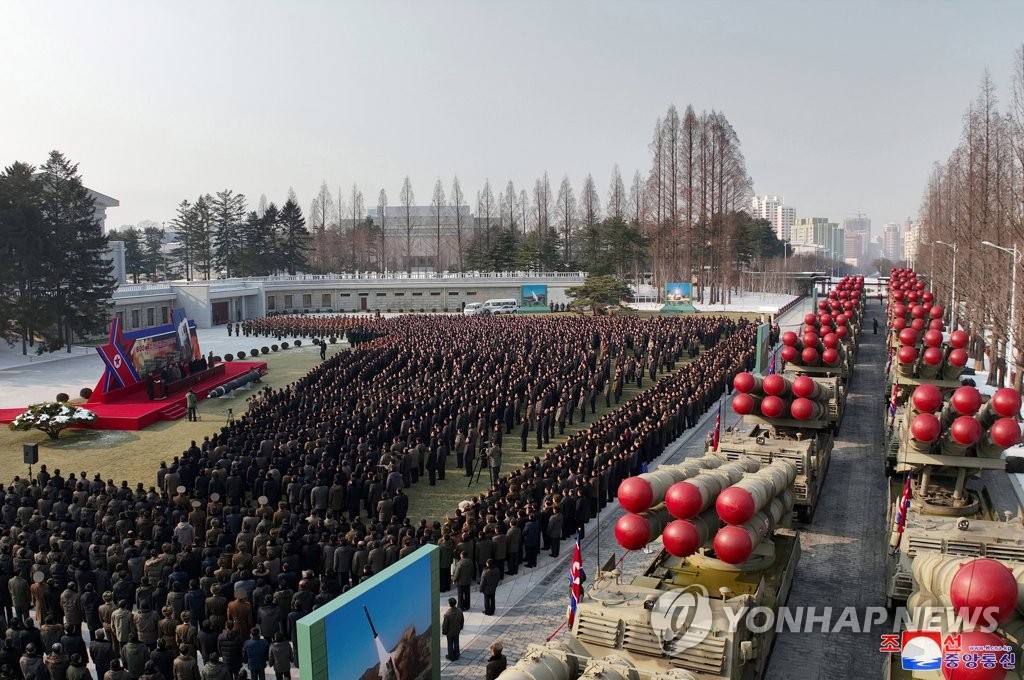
9, 401, 97, 440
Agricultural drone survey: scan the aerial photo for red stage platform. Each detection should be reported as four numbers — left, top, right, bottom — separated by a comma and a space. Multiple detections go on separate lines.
0, 361, 267, 431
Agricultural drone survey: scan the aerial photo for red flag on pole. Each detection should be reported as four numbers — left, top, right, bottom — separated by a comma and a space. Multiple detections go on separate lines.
567, 533, 584, 628
713, 410, 722, 451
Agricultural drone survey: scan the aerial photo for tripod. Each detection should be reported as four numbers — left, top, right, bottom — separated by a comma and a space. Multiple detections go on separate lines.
468, 451, 485, 487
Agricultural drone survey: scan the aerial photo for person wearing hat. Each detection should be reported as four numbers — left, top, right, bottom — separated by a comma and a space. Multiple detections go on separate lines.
65, 654, 89, 680
157, 609, 177, 655
120, 635, 148, 680
199, 653, 229, 680
174, 614, 198, 659
43, 644, 68, 680
485, 641, 506, 680
20, 644, 46, 680
171, 645, 199, 680
89, 631, 115, 680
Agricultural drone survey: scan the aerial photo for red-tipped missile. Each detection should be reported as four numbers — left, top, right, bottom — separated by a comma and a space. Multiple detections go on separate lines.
911, 384, 944, 413
616, 452, 727, 513
975, 418, 1022, 458
716, 461, 797, 525
733, 371, 762, 394
615, 507, 671, 551
940, 415, 984, 456
663, 509, 720, 558
665, 458, 760, 519
791, 397, 825, 421
949, 330, 969, 349
714, 490, 793, 565
731, 393, 760, 416
908, 413, 941, 453
760, 395, 789, 419
762, 374, 790, 397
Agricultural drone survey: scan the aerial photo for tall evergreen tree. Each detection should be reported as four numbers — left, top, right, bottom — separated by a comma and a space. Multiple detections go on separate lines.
108, 227, 144, 283
37, 151, 116, 352
211, 189, 247, 277
140, 224, 166, 281
0, 161, 48, 354
278, 197, 311, 274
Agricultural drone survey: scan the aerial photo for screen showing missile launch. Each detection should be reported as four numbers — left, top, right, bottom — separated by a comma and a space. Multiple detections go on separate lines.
297, 545, 439, 680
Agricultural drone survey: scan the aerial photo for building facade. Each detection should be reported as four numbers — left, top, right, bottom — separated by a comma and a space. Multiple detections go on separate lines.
368, 205, 474, 272
902, 218, 920, 266
792, 217, 844, 261
750, 195, 796, 242
883, 223, 902, 262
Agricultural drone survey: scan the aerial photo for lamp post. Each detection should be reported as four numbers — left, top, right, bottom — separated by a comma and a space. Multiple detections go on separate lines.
935, 240, 958, 330
981, 240, 1020, 386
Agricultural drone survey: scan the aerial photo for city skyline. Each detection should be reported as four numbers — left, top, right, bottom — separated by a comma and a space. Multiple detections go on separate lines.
3, 1, 1023, 233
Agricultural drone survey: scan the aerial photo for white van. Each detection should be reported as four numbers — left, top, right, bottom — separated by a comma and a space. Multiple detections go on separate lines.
481, 298, 519, 315
463, 302, 484, 316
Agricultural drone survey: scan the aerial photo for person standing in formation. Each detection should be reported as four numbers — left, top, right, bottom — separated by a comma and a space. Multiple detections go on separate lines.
441, 598, 463, 661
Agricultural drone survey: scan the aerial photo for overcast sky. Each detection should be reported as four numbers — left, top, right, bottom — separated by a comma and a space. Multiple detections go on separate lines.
3, 1, 1023, 238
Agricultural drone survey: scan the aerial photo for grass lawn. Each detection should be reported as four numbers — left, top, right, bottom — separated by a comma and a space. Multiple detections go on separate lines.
0, 341, 342, 485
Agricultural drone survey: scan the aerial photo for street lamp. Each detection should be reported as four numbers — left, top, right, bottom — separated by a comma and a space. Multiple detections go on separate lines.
981, 240, 1020, 386
935, 240, 958, 330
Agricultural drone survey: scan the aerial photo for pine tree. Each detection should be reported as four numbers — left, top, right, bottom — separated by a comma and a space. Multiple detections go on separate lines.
211, 189, 247, 277
278, 198, 311, 275
0, 161, 49, 354
141, 224, 165, 281
109, 227, 143, 283
37, 151, 116, 352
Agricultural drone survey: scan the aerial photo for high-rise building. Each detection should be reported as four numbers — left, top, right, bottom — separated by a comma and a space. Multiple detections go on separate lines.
903, 218, 921, 266
792, 217, 844, 261
751, 195, 796, 242
844, 230, 865, 264
883, 223, 902, 261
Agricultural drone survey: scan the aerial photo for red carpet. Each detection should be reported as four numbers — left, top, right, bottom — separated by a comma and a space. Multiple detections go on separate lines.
0, 361, 267, 431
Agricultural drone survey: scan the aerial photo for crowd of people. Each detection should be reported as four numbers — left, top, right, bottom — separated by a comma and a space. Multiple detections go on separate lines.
229, 316, 370, 342
0, 313, 756, 680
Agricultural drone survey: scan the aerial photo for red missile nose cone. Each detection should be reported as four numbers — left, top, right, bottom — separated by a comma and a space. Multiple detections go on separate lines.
835, 313, 848, 326
614, 513, 652, 550
617, 477, 654, 514
950, 416, 983, 446
949, 330, 969, 349
912, 384, 943, 413
951, 386, 982, 415
894, 304, 908, 318
732, 393, 755, 415
911, 304, 926, 319
899, 328, 919, 346
910, 318, 927, 331
818, 313, 833, 326
897, 345, 918, 364
713, 525, 754, 565
948, 348, 968, 367
819, 325, 834, 336
733, 372, 756, 393
804, 313, 817, 325
817, 300, 828, 310
923, 291, 934, 303
791, 376, 815, 398
662, 520, 702, 557
910, 413, 941, 443
762, 374, 787, 396
992, 388, 1022, 418
791, 397, 818, 420
923, 329, 943, 347
990, 418, 1022, 448
822, 333, 839, 349
929, 304, 944, 320
801, 347, 819, 364
929, 319, 945, 331
950, 559, 1018, 626
665, 482, 703, 519
835, 325, 848, 339
760, 395, 787, 418
821, 348, 840, 366
716, 487, 756, 525
780, 345, 798, 362
922, 347, 944, 366
781, 331, 798, 347
892, 318, 907, 332
802, 332, 819, 347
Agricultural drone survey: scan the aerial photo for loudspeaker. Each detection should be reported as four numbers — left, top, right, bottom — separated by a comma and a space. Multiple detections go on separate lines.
23, 443, 38, 465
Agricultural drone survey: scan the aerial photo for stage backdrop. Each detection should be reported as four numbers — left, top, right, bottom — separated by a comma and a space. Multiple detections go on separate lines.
298, 545, 439, 680
663, 282, 697, 313
520, 284, 549, 312
95, 309, 202, 396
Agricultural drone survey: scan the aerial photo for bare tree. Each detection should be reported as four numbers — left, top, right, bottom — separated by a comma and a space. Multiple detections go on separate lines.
518, 189, 530, 245
481, 179, 496, 250
504, 180, 517, 231
377, 188, 388, 271
607, 164, 627, 222
555, 175, 577, 264
308, 182, 335, 273
400, 176, 415, 273
450, 176, 465, 270
680, 105, 700, 283
431, 179, 446, 271
628, 170, 646, 227
349, 183, 364, 269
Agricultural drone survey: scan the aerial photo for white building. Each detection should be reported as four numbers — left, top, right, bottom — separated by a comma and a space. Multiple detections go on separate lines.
883, 223, 902, 262
104, 240, 126, 284
367, 205, 473, 271
903, 218, 920, 266
750, 195, 796, 242
89, 189, 120, 231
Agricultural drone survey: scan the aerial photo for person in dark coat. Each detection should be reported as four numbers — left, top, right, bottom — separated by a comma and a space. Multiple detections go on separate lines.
215, 625, 242, 678
148, 641, 174, 680
478, 561, 500, 616
484, 642, 507, 680
88, 631, 115, 680
441, 598, 463, 661
241, 630, 269, 680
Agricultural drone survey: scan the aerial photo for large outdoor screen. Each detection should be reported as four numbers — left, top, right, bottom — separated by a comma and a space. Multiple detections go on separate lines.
298, 545, 439, 680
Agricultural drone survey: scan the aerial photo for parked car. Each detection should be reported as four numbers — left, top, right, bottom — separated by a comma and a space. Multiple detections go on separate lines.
480, 298, 519, 315
463, 302, 484, 316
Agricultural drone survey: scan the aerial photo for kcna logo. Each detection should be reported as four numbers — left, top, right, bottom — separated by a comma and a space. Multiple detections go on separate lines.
650, 585, 715, 650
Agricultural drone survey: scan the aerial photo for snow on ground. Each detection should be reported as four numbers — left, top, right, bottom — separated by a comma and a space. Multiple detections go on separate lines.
626, 291, 797, 313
